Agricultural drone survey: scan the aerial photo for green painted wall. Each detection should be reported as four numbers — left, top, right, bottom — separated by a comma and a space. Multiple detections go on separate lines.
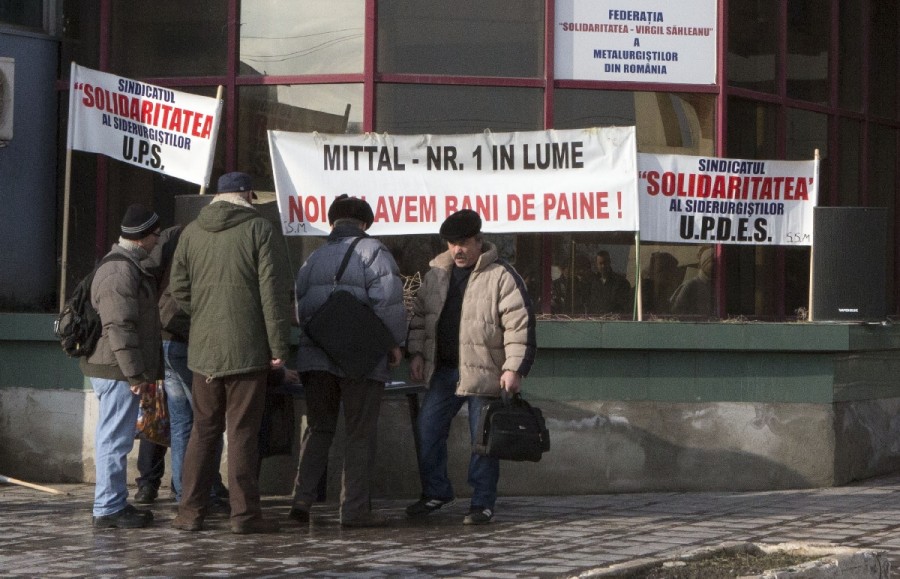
4, 314, 900, 403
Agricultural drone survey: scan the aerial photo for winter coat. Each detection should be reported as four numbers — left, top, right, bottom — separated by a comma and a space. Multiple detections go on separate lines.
294, 224, 407, 383
80, 243, 163, 385
169, 198, 292, 378
407, 242, 536, 396
143, 226, 190, 342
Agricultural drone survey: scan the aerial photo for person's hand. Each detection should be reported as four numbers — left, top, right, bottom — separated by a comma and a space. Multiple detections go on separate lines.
409, 353, 425, 382
270, 358, 284, 370
130, 382, 152, 395
499, 370, 521, 393
283, 368, 300, 384
388, 346, 402, 367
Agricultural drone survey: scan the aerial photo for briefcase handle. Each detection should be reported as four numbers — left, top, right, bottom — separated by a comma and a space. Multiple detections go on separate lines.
500, 390, 530, 409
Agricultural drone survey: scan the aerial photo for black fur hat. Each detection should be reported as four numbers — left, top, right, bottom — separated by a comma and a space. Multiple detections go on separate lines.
328, 194, 374, 229
439, 209, 481, 242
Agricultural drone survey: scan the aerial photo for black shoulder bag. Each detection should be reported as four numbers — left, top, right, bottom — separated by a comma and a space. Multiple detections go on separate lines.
473, 392, 551, 462
303, 237, 397, 380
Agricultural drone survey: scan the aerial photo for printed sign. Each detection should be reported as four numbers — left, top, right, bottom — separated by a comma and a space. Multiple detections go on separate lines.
67, 63, 222, 187
555, 0, 717, 85
638, 153, 819, 246
269, 127, 639, 236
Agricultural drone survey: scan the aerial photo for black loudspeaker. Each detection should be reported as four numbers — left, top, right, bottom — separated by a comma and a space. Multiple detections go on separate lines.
811, 207, 887, 322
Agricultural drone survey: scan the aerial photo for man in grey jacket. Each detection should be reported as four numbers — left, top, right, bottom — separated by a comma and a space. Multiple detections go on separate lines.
406, 209, 536, 525
169, 172, 292, 534
82, 203, 162, 529
289, 195, 406, 528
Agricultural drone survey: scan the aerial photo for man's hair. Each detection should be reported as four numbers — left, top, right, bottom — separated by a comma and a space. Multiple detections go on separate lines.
596, 250, 611, 260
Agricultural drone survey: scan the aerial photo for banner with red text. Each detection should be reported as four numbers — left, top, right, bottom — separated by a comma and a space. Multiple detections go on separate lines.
269, 127, 638, 236
67, 63, 222, 186
638, 153, 819, 246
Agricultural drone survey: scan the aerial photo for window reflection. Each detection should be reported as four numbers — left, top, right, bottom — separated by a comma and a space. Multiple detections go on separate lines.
109, 2, 226, 77
727, 0, 777, 93
377, 0, 544, 77
555, 90, 715, 156
237, 84, 363, 275
786, 0, 829, 104
838, 1, 863, 111
240, 0, 364, 76
238, 84, 363, 192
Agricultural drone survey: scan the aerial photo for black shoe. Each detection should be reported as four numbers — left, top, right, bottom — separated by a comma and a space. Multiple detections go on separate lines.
341, 511, 388, 528
211, 481, 230, 500
92, 504, 154, 529
288, 505, 310, 524
463, 506, 494, 525
207, 497, 231, 515
134, 486, 158, 504
405, 497, 455, 518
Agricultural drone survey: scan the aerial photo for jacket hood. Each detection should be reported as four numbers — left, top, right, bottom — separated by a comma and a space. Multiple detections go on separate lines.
196, 200, 258, 233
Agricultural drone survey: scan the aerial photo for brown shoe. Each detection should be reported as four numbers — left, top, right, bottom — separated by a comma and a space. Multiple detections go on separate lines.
340, 511, 388, 528
172, 515, 203, 532
231, 518, 280, 534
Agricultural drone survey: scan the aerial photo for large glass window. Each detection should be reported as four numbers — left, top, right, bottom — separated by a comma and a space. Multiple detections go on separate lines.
377, 0, 544, 78
838, 0, 863, 112
555, 90, 715, 156
237, 84, 363, 274
239, 0, 364, 76
867, 125, 897, 312
869, 3, 898, 119
726, 99, 778, 159
555, 90, 716, 319
727, 0, 778, 94
786, 108, 828, 203
786, 0, 829, 104
109, 1, 227, 77
837, 118, 862, 206
0, 3, 44, 30
61, 0, 100, 71
376, 84, 542, 134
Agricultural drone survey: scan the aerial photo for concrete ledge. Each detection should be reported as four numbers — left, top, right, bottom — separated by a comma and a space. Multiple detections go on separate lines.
577, 542, 890, 578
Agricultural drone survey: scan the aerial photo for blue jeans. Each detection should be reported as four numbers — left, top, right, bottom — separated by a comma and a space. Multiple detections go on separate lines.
416, 366, 500, 509
91, 377, 140, 517
163, 340, 224, 502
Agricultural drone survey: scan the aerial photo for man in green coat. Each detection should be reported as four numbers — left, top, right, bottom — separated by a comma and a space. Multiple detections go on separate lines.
169, 172, 291, 534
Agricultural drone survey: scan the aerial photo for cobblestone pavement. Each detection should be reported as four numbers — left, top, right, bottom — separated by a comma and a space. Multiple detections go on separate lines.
1, 473, 900, 577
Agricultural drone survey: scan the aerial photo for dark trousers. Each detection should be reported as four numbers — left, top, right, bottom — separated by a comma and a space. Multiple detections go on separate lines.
178, 369, 268, 526
292, 371, 384, 521
135, 439, 167, 490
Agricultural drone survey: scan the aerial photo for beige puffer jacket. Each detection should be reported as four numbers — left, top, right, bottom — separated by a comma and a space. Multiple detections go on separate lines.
407, 242, 536, 396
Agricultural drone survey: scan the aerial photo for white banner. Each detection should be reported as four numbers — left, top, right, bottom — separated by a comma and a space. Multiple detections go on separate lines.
555, 0, 717, 85
269, 127, 639, 236
638, 153, 819, 246
67, 63, 222, 187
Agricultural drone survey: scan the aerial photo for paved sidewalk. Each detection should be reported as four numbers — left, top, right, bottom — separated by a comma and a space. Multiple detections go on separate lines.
1, 473, 900, 577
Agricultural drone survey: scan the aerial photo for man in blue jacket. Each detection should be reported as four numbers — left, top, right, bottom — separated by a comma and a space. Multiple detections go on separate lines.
288, 195, 406, 528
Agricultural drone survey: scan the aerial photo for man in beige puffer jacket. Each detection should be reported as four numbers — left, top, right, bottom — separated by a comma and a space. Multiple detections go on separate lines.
406, 209, 535, 525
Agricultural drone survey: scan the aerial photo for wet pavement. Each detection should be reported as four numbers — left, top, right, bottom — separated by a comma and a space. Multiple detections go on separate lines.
2, 473, 900, 577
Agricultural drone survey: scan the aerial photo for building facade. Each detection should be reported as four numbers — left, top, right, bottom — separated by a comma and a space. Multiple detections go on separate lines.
0, 1, 899, 494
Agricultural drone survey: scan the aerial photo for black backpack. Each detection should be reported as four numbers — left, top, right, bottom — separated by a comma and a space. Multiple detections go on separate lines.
54, 254, 131, 358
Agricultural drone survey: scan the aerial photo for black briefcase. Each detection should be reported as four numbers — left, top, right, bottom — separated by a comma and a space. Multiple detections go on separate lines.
473, 392, 550, 462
